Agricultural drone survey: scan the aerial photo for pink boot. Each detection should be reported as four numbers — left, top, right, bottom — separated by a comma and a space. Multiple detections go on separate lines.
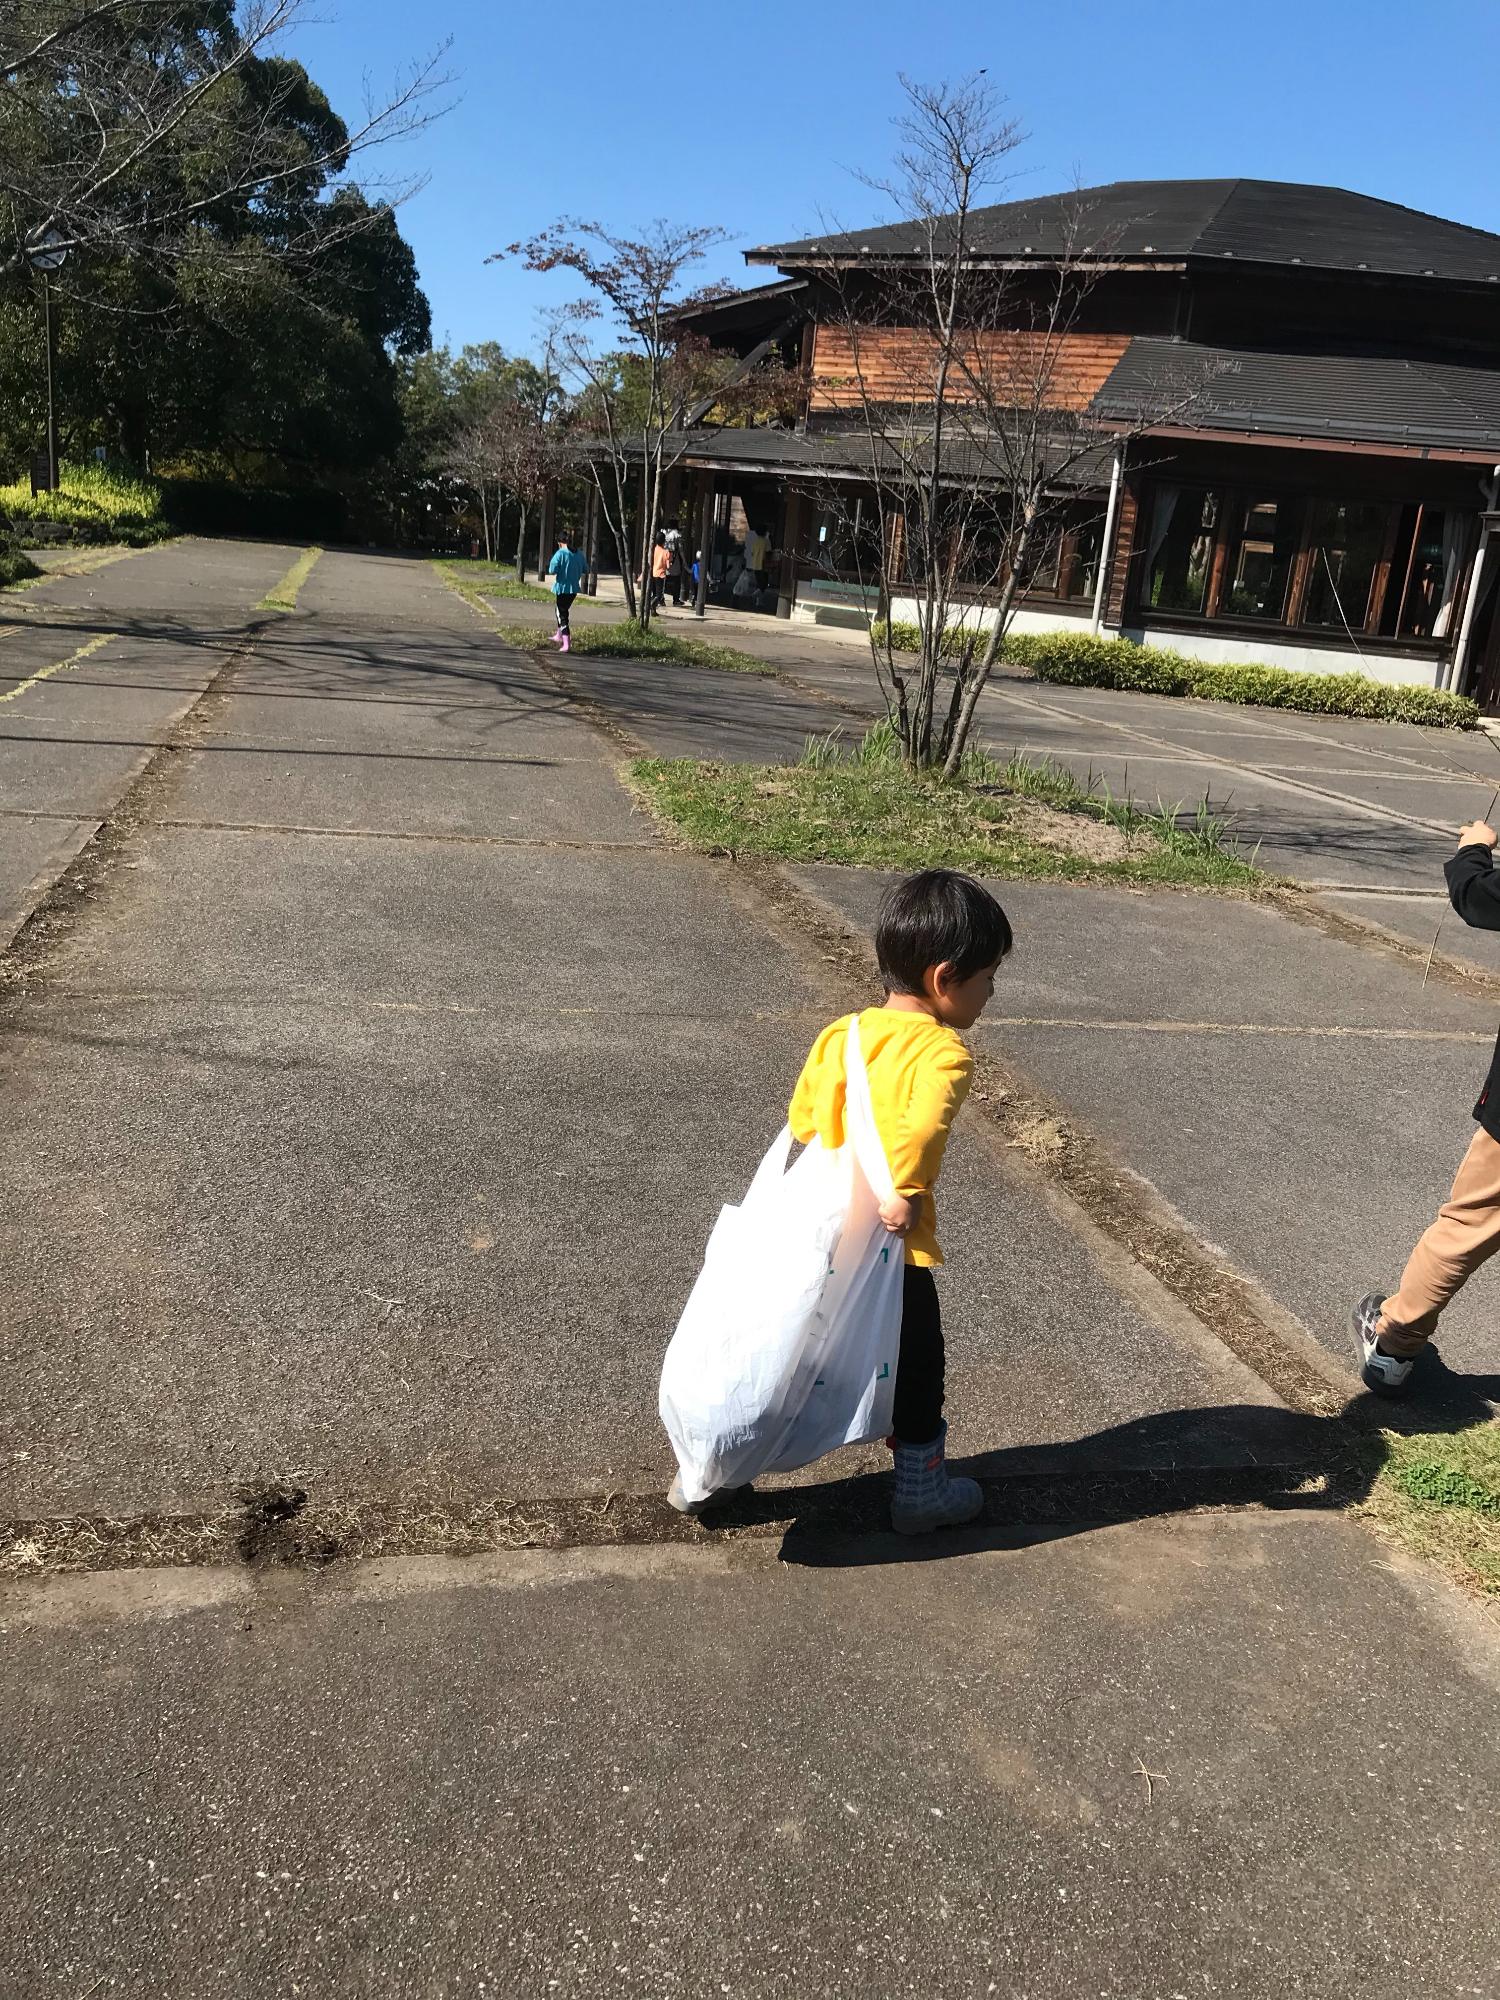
559, 631, 571, 653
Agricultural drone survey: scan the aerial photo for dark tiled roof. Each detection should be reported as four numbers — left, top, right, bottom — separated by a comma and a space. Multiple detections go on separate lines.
669, 424, 1114, 489
751, 179, 1500, 284
1092, 335, 1500, 451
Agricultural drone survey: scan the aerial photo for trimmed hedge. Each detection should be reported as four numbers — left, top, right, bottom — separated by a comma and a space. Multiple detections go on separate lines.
0, 547, 42, 586
870, 617, 970, 659
870, 618, 1479, 729
1005, 630, 1479, 729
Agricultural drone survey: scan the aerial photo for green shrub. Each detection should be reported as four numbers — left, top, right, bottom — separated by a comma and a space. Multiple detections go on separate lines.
0, 548, 41, 586
870, 617, 982, 660
0, 461, 172, 545
1003, 629, 1478, 729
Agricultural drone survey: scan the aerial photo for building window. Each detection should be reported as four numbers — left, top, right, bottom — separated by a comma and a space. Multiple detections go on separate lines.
1302, 501, 1386, 631
1057, 515, 1105, 601
1388, 505, 1467, 640
1223, 496, 1301, 621
1136, 480, 1473, 646
1147, 485, 1220, 615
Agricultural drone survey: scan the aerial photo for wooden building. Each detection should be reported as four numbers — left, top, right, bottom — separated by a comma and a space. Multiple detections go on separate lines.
660, 179, 1500, 708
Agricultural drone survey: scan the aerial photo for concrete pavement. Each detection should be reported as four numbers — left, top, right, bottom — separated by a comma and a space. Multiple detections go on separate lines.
2, 548, 1272, 1520
5, 1515, 1499, 1999
0, 537, 300, 941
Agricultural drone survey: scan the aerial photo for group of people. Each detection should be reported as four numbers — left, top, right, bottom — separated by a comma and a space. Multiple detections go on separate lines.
666, 820, 1500, 1530
545, 516, 780, 639
647, 520, 693, 611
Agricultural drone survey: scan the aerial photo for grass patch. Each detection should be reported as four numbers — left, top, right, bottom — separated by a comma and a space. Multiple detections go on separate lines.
1361, 1425, 1500, 1594
0, 460, 173, 546
629, 727, 1262, 886
0, 548, 42, 588
868, 620, 1478, 729
258, 544, 323, 612
496, 617, 776, 677
436, 558, 583, 605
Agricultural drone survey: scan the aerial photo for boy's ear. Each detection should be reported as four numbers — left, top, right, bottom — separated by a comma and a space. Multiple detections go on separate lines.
927, 960, 956, 1000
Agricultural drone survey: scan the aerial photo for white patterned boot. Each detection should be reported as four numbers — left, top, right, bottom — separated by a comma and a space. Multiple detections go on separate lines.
890, 1422, 983, 1534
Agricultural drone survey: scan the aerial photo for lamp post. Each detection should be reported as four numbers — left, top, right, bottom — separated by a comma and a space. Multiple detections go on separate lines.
26, 229, 69, 494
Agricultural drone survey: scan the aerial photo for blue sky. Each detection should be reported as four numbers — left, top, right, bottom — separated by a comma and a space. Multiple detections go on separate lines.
287, 0, 1500, 361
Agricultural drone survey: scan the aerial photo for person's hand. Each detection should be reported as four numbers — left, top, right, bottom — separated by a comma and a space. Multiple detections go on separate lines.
1457, 820, 1499, 851
879, 1192, 920, 1236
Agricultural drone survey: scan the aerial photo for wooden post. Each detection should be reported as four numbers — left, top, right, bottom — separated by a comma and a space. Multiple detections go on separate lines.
536, 483, 557, 581
694, 479, 715, 618
775, 487, 807, 620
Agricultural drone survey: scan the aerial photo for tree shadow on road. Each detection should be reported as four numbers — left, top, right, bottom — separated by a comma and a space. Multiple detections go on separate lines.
757, 1352, 1500, 1569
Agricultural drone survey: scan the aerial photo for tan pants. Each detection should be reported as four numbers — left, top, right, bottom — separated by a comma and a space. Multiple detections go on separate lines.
1378, 1126, 1500, 1356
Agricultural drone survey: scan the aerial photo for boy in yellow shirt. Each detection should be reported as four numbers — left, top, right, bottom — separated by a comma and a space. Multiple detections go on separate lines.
790, 868, 1011, 1533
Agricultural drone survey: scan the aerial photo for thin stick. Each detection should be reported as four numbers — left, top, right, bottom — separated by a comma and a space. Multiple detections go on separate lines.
1422, 923, 1444, 989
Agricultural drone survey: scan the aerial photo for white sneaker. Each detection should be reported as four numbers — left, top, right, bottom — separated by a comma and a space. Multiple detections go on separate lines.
1352, 1293, 1415, 1396
667, 1473, 752, 1517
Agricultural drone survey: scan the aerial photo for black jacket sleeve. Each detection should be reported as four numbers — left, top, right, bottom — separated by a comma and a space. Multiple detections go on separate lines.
1445, 844, 1500, 931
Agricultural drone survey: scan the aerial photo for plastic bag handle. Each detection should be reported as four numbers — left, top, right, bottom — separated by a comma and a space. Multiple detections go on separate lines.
742, 1122, 797, 1208
844, 1017, 896, 1206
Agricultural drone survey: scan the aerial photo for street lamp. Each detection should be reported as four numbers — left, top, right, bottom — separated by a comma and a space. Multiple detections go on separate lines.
25, 228, 69, 494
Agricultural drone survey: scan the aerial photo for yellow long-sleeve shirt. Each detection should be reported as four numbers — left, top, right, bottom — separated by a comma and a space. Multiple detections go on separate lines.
789, 1008, 973, 1267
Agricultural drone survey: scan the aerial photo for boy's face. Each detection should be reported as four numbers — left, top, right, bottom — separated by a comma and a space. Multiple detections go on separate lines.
930, 957, 1003, 1029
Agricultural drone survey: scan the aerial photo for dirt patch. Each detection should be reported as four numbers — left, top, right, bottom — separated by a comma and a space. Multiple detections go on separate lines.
1004, 799, 1132, 864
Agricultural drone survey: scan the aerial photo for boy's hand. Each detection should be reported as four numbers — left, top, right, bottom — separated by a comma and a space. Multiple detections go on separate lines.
1457, 821, 1498, 851
879, 1192, 921, 1236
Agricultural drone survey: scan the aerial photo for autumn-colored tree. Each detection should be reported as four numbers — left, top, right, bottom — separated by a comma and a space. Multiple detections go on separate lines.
497, 219, 792, 626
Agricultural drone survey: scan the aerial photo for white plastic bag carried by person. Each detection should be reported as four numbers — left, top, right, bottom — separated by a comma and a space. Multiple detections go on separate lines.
660, 1017, 904, 1505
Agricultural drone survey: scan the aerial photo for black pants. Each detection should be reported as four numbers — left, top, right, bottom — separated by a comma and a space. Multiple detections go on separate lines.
554, 592, 575, 634
892, 1265, 945, 1445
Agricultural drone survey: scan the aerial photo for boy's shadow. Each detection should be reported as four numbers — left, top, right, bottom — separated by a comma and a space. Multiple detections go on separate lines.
712, 1352, 1500, 1569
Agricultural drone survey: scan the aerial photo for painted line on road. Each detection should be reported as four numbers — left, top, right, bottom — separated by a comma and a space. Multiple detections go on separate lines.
984, 1015, 1490, 1044
990, 684, 1463, 839
0, 632, 112, 707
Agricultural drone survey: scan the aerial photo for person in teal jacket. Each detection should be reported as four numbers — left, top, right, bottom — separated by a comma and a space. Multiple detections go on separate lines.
546, 532, 589, 651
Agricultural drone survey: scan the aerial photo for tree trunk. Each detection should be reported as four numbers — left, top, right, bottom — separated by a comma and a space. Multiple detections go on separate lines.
941, 516, 1032, 778
514, 504, 528, 582
636, 461, 654, 632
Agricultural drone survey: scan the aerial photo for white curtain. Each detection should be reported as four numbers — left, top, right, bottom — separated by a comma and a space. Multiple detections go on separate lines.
1433, 511, 1470, 639
1144, 484, 1181, 591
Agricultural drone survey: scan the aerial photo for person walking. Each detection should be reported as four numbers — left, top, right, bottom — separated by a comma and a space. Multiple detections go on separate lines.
546, 530, 588, 652
647, 533, 671, 614
663, 519, 686, 606
1355, 815, 1500, 1392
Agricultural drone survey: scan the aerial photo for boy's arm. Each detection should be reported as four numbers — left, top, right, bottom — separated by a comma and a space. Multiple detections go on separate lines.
1446, 823, 1500, 931
788, 1020, 845, 1145
888, 1042, 974, 1198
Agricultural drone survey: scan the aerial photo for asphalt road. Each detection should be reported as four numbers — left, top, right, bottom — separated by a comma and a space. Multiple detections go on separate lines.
5, 547, 1500, 1999
4, 1513, 1498, 2000
3, 546, 1264, 1519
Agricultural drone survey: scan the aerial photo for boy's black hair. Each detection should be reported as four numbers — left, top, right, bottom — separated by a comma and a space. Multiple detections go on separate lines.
875, 869, 1012, 994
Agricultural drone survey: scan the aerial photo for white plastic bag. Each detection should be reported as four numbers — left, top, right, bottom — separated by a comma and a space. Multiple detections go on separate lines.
660, 1017, 904, 1504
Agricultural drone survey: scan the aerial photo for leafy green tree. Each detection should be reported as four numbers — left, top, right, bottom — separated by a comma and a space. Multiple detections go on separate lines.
0, 11, 433, 489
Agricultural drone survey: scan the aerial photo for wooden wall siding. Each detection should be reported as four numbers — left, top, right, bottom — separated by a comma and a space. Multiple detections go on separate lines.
810, 325, 1130, 412
1104, 478, 1142, 627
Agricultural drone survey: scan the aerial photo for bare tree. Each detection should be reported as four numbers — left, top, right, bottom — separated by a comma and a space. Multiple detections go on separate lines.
0, 1, 450, 277
810, 75, 1192, 774
498, 219, 797, 626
